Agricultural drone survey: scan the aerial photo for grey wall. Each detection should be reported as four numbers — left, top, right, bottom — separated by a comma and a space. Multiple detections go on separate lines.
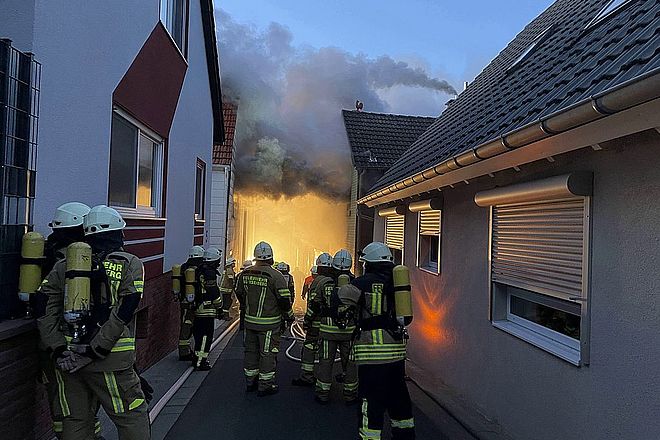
29, 0, 158, 234
163, 0, 213, 268
378, 130, 660, 440
0, 0, 36, 51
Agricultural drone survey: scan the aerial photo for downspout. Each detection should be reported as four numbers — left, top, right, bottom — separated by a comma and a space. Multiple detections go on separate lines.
359, 67, 660, 206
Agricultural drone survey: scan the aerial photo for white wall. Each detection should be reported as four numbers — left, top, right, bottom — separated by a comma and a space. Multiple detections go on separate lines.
163, 0, 214, 269
209, 165, 228, 252
28, 0, 158, 235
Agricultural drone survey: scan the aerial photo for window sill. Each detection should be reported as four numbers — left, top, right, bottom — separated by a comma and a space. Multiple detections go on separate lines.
492, 320, 581, 366
418, 266, 440, 276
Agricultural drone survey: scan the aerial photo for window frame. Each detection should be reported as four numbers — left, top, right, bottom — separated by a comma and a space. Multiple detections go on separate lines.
194, 158, 206, 221
416, 210, 442, 275
109, 108, 165, 219
488, 196, 592, 366
159, 0, 190, 58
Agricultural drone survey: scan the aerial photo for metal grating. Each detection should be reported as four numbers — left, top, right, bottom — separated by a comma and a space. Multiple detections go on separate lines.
419, 210, 440, 236
0, 39, 41, 320
385, 214, 404, 250
492, 198, 585, 301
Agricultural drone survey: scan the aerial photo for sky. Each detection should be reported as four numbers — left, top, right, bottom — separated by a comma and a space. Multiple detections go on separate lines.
218, 0, 555, 88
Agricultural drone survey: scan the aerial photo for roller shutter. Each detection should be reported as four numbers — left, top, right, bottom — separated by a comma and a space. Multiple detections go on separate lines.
491, 197, 586, 301
385, 214, 405, 250
419, 210, 440, 236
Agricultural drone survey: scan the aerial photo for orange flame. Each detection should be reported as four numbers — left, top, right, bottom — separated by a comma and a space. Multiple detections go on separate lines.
410, 270, 455, 350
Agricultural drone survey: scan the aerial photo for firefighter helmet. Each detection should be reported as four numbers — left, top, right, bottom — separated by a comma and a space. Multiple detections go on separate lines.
332, 249, 352, 270
189, 245, 205, 259
276, 261, 289, 273
359, 242, 393, 263
225, 257, 236, 267
49, 202, 91, 229
254, 241, 273, 261
83, 205, 126, 236
316, 252, 332, 268
311, 265, 318, 275
203, 247, 221, 262
241, 260, 253, 270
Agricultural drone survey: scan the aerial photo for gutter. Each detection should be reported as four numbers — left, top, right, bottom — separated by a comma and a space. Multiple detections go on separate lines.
359, 67, 660, 207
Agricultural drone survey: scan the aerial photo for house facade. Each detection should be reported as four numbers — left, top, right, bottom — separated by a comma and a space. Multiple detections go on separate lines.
360, 1, 660, 439
209, 100, 237, 258
0, 1, 224, 438
342, 109, 435, 270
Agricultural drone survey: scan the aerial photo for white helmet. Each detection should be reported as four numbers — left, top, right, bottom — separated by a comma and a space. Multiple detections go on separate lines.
49, 202, 91, 229
311, 265, 318, 275
225, 257, 236, 267
254, 241, 273, 261
241, 260, 253, 270
332, 249, 352, 271
204, 247, 221, 262
83, 205, 126, 236
276, 261, 289, 272
316, 252, 332, 268
359, 242, 393, 263
189, 245, 205, 259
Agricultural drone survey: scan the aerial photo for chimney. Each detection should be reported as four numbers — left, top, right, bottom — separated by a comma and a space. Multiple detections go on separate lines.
463, 81, 469, 91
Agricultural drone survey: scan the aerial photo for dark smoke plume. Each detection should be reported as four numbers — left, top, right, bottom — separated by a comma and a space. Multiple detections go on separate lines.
217, 9, 457, 199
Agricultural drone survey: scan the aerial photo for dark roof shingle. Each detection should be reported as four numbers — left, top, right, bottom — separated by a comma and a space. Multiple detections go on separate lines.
213, 101, 238, 165
372, 0, 660, 193
342, 110, 436, 170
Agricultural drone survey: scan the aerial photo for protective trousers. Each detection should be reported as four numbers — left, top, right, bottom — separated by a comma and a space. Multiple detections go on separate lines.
192, 316, 215, 367
316, 338, 358, 402
39, 351, 103, 439
178, 304, 195, 358
222, 293, 233, 318
59, 367, 150, 440
244, 328, 281, 392
357, 361, 415, 440
297, 325, 319, 384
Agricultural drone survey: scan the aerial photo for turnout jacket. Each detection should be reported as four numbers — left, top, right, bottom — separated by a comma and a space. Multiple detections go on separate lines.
337, 268, 407, 365
235, 262, 293, 331
308, 274, 356, 341
219, 266, 235, 296
38, 250, 144, 372
196, 264, 223, 318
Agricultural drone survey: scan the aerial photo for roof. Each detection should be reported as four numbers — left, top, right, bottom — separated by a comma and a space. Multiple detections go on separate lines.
200, 0, 225, 145
213, 101, 238, 165
342, 110, 436, 170
371, 0, 660, 194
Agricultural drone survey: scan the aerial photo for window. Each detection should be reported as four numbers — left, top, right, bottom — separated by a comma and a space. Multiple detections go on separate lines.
416, 210, 441, 274
586, 0, 633, 28
160, 0, 189, 55
475, 173, 593, 365
507, 25, 554, 72
194, 159, 206, 220
108, 110, 164, 217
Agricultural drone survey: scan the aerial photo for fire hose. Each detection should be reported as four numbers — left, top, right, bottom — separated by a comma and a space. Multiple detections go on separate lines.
284, 316, 342, 364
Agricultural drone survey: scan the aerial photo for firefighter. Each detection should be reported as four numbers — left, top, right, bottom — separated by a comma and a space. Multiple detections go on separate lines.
235, 241, 293, 396
292, 254, 331, 387
336, 242, 415, 439
219, 257, 236, 320
178, 245, 205, 361
312, 249, 358, 405
37, 205, 150, 440
301, 266, 317, 301
276, 261, 295, 305
32, 202, 105, 439
191, 248, 223, 370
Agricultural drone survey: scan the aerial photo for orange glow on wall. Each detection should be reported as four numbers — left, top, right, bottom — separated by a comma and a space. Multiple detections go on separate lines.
409, 270, 455, 350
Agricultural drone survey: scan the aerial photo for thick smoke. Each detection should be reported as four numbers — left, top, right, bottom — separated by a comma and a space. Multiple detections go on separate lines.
217, 9, 456, 199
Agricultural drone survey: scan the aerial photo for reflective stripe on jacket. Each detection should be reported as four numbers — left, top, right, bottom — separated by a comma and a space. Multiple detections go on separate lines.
235, 262, 292, 331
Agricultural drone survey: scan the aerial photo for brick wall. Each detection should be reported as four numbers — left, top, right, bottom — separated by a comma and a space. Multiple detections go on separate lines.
0, 321, 52, 440
135, 271, 180, 370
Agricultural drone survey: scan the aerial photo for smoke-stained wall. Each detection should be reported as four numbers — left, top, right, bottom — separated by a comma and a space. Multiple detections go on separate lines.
376, 131, 660, 440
